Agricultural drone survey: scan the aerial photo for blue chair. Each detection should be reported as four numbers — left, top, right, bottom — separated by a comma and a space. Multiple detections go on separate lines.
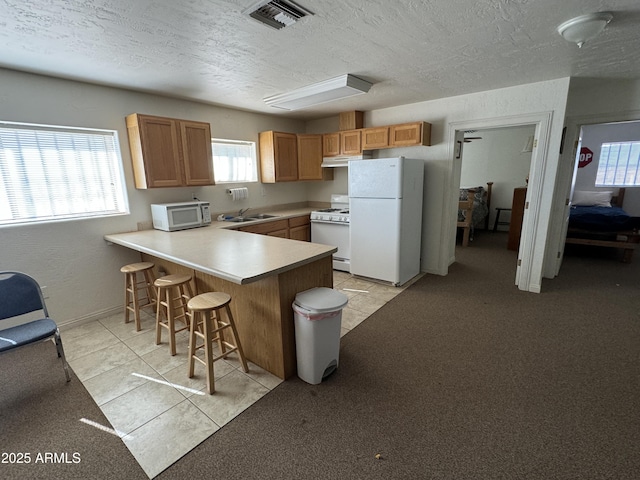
0, 271, 71, 382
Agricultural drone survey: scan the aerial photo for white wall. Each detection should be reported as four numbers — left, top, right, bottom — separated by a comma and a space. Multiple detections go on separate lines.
460, 125, 535, 229
0, 68, 311, 326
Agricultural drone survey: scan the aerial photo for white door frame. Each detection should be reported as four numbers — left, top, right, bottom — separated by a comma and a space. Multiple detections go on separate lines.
552, 109, 640, 276
446, 112, 553, 292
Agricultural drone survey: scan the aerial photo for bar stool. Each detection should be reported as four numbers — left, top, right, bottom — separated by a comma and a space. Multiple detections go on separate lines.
155, 274, 194, 356
121, 262, 157, 332
187, 292, 249, 394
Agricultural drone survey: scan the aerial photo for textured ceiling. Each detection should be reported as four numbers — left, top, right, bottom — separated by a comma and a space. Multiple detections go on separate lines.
1, 0, 639, 119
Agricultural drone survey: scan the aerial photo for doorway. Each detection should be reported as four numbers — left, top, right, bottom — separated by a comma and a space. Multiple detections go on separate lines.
447, 112, 554, 293
459, 125, 536, 238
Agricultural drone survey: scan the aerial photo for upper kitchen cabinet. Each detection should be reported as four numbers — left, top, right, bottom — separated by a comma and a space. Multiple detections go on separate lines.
361, 126, 390, 149
322, 133, 340, 157
259, 131, 298, 183
389, 122, 431, 147
297, 134, 332, 181
126, 113, 214, 189
340, 130, 362, 155
260, 131, 331, 182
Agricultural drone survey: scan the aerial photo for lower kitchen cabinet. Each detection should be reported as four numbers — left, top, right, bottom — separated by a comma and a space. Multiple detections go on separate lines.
237, 215, 310, 241
288, 215, 311, 241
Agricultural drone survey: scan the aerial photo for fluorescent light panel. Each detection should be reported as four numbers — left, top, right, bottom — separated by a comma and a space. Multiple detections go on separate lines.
264, 74, 373, 110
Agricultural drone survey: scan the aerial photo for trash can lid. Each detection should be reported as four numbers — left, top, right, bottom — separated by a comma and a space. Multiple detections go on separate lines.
294, 287, 348, 313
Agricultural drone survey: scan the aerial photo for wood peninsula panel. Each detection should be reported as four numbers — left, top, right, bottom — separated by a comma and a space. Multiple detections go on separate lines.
141, 252, 333, 380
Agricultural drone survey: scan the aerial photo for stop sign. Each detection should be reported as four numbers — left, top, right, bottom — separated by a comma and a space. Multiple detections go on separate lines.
579, 147, 593, 168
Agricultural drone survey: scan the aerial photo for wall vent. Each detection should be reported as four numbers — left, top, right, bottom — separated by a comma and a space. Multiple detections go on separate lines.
244, 0, 313, 30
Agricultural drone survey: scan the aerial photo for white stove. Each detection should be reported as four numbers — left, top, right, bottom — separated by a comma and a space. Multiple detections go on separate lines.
310, 194, 351, 272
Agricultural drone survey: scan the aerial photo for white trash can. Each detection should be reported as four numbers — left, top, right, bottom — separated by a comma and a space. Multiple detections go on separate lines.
293, 287, 348, 385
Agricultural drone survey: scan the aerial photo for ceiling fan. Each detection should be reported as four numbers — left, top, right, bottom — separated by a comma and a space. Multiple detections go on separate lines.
464, 130, 482, 142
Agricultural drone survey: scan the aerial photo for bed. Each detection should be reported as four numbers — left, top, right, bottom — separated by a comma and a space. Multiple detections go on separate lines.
565, 188, 640, 263
458, 181, 493, 246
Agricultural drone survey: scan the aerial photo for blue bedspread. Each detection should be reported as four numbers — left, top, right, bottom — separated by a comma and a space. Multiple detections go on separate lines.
569, 205, 640, 232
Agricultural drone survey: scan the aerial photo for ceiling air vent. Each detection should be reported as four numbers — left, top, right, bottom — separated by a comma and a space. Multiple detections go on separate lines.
244, 0, 313, 30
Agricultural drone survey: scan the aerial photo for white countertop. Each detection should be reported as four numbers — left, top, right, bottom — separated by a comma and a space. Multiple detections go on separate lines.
105, 212, 336, 285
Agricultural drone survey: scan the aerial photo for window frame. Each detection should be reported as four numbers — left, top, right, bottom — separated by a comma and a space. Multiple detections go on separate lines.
211, 138, 258, 184
595, 140, 640, 187
0, 120, 129, 227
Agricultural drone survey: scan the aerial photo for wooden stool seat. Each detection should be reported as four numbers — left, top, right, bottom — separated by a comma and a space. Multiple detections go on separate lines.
187, 291, 249, 394
121, 262, 156, 332
155, 274, 193, 356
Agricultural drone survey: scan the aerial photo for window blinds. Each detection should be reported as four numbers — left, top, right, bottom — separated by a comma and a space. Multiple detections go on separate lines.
0, 123, 128, 225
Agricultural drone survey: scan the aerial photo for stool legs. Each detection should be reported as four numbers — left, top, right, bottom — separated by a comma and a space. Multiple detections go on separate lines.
123, 264, 156, 332
155, 278, 193, 355
188, 299, 248, 394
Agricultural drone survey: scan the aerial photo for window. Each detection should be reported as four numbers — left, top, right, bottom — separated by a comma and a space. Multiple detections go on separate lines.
0, 121, 128, 226
211, 139, 258, 183
595, 141, 640, 186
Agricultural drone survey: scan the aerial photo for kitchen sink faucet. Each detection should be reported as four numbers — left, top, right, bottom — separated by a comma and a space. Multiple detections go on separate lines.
238, 207, 250, 217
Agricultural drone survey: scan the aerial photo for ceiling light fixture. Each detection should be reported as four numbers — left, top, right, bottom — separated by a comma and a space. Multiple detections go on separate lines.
557, 12, 613, 48
264, 74, 373, 110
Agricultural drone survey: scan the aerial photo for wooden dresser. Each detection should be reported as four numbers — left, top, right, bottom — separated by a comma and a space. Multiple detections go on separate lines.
507, 187, 527, 251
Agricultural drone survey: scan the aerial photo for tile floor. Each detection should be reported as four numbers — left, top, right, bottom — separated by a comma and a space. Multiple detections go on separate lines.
63, 271, 418, 478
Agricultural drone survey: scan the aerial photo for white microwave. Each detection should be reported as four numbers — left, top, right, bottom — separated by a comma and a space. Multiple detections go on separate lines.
151, 201, 211, 231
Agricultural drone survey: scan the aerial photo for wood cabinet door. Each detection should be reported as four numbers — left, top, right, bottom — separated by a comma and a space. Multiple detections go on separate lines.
289, 215, 311, 241
132, 115, 183, 188
322, 133, 340, 157
273, 132, 298, 181
361, 127, 389, 149
180, 121, 214, 186
267, 229, 289, 238
340, 130, 362, 155
390, 122, 431, 147
289, 224, 310, 241
259, 131, 298, 183
297, 134, 323, 181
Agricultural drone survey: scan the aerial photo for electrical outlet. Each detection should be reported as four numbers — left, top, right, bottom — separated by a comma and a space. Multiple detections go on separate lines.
261, 187, 267, 197
41, 285, 50, 299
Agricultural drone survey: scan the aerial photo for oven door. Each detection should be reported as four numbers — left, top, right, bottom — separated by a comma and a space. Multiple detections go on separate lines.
311, 221, 350, 272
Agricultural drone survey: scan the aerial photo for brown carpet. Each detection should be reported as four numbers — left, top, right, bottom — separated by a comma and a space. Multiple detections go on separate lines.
3, 232, 639, 479
0, 342, 146, 480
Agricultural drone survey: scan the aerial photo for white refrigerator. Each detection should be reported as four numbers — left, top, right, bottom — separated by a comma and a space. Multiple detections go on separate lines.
348, 157, 424, 286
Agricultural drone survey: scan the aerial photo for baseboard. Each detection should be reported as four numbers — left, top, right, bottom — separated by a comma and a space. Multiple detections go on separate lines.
58, 305, 123, 332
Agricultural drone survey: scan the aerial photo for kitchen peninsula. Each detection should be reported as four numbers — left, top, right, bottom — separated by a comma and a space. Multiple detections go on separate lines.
104, 226, 336, 379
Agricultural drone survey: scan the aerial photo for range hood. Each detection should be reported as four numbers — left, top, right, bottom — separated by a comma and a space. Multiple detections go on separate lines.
321, 153, 372, 168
